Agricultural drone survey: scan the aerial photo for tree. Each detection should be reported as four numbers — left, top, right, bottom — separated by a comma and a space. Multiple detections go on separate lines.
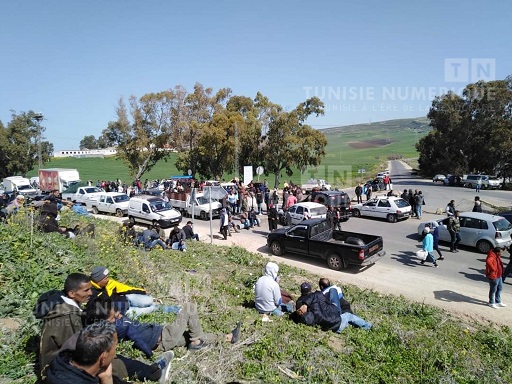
263, 97, 326, 188
103, 95, 175, 179
79, 135, 98, 150
0, 110, 53, 179
417, 77, 512, 177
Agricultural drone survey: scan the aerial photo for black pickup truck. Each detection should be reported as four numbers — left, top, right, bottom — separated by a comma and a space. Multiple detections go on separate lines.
266, 218, 385, 270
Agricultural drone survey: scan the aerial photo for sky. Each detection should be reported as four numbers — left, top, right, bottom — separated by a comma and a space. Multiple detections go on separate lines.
1, 1, 511, 150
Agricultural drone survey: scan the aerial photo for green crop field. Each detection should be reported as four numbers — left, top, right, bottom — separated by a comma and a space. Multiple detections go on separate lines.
26, 118, 430, 187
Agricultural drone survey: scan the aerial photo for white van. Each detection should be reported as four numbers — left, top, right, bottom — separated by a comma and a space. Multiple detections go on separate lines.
128, 195, 182, 228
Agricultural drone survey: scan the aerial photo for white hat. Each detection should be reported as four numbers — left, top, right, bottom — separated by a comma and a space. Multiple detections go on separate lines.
424, 226, 431, 233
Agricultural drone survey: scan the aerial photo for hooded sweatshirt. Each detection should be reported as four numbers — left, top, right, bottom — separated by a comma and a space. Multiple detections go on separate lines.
254, 262, 282, 313
39, 300, 84, 372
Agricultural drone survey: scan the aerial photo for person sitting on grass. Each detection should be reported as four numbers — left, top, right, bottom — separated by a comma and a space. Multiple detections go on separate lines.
85, 295, 242, 356
90, 266, 179, 317
254, 262, 294, 316
168, 225, 187, 252
291, 282, 372, 333
183, 220, 200, 241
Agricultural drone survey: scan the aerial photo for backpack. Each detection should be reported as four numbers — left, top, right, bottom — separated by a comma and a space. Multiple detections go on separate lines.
33, 289, 64, 319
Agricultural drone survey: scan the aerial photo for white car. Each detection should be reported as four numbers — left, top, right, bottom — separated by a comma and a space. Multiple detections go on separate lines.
352, 196, 411, 223
417, 212, 512, 253
86, 192, 130, 217
279, 202, 327, 226
432, 174, 446, 183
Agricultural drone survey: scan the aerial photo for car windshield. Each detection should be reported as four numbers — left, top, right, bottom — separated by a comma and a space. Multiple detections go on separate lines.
311, 207, 327, 216
493, 218, 512, 231
150, 201, 171, 212
113, 195, 129, 203
394, 198, 410, 208
85, 187, 102, 193
196, 196, 217, 205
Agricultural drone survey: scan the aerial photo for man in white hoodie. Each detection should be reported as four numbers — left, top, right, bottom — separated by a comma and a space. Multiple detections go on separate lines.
254, 262, 293, 316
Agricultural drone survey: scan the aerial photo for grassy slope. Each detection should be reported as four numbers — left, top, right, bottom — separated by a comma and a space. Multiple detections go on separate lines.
25, 118, 429, 186
1, 209, 512, 383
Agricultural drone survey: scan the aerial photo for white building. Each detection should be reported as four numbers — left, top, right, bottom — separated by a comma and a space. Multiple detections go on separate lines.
53, 148, 117, 158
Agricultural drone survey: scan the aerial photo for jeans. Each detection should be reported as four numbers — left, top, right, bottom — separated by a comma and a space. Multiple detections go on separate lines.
270, 302, 294, 316
415, 206, 422, 219
476, 184, 481, 192
450, 232, 461, 251
116, 355, 161, 381
337, 312, 372, 332
328, 288, 341, 312
489, 277, 503, 304
125, 293, 180, 316
149, 239, 166, 250
171, 241, 187, 251
425, 251, 437, 264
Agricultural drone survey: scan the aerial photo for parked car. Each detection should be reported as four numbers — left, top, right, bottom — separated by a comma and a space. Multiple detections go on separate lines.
417, 212, 512, 253
62, 185, 103, 204
86, 192, 130, 217
364, 179, 385, 192
128, 195, 182, 228
301, 190, 352, 222
278, 202, 327, 226
266, 218, 386, 270
443, 174, 464, 187
432, 174, 446, 183
352, 196, 411, 223
462, 174, 502, 189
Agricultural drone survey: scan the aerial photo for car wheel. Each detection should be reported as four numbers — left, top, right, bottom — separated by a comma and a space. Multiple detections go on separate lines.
352, 209, 361, 218
327, 253, 347, 271
477, 240, 492, 254
115, 209, 123, 217
200, 211, 207, 220
270, 241, 283, 256
467, 183, 473, 189
387, 213, 397, 223
92, 206, 99, 214
129, 216, 136, 225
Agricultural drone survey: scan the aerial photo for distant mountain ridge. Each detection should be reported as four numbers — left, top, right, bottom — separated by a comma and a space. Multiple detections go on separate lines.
320, 117, 431, 135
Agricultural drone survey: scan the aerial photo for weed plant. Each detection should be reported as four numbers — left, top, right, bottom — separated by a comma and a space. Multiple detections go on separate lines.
1, 208, 511, 383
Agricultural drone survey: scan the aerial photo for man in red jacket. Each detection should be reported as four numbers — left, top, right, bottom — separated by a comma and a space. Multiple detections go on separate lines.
485, 247, 506, 309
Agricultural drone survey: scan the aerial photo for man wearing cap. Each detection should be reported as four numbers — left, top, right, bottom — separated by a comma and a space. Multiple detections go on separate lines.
254, 262, 293, 316
292, 282, 372, 333
183, 221, 199, 241
485, 247, 506, 309
90, 266, 179, 317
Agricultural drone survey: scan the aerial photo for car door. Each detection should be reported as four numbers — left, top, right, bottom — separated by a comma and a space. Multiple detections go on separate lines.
375, 199, 392, 219
283, 225, 308, 255
104, 196, 115, 213
360, 199, 378, 217
98, 195, 107, 211
286, 206, 297, 225
293, 206, 305, 224
459, 216, 487, 247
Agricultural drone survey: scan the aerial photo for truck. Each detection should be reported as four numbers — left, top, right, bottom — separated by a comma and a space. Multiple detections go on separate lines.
167, 190, 222, 220
38, 168, 81, 193
302, 190, 352, 222
301, 178, 332, 192
2, 176, 38, 197
86, 192, 130, 217
266, 218, 385, 271
61, 185, 104, 204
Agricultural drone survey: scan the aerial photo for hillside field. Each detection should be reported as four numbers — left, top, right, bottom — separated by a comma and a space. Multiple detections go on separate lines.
26, 118, 429, 187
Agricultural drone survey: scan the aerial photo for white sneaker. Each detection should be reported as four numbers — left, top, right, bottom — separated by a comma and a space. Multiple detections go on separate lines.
497, 302, 507, 307
489, 303, 500, 309
156, 351, 174, 384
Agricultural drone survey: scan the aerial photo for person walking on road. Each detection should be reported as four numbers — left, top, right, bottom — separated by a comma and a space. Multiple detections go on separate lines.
485, 247, 506, 309
472, 196, 483, 213
414, 191, 424, 219
430, 221, 444, 260
448, 211, 461, 252
420, 227, 439, 268
446, 200, 456, 217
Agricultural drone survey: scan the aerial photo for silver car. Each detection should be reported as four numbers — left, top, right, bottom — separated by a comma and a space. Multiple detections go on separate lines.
417, 212, 512, 253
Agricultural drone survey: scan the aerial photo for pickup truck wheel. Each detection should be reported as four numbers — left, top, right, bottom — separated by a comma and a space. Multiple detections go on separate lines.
270, 241, 283, 256
200, 211, 207, 220
352, 209, 361, 218
92, 206, 99, 214
387, 214, 397, 223
327, 253, 346, 271
476, 240, 492, 254
115, 209, 123, 217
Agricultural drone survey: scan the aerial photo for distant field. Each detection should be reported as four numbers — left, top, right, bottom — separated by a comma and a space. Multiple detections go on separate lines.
26, 118, 429, 187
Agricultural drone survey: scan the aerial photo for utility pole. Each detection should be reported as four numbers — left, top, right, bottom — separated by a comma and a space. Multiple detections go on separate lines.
33, 112, 44, 170
234, 122, 239, 179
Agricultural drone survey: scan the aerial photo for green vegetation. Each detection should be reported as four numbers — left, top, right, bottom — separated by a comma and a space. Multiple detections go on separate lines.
1, 209, 512, 383
26, 117, 429, 187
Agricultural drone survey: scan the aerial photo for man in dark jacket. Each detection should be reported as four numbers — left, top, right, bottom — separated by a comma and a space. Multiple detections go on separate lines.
183, 221, 199, 241
39, 273, 92, 372
267, 203, 278, 231
44, 321, 128, 384
168, 226, 187, 251
292, 282, 372, 333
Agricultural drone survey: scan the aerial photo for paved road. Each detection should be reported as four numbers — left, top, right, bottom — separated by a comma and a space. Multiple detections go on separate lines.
96, 162, 512, 325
